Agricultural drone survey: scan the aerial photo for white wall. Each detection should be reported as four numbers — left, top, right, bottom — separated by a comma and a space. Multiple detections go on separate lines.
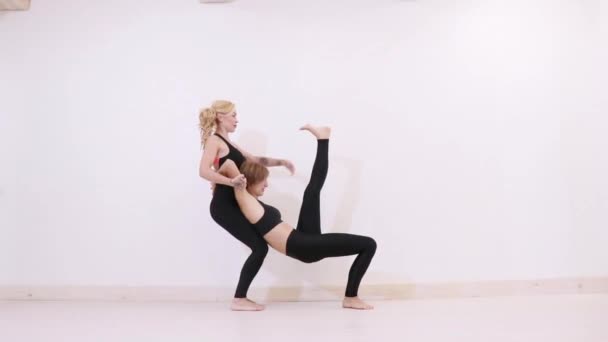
1, 0, 607, 289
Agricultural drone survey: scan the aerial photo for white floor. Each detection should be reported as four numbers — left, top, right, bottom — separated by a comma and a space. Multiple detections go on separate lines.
2, 294, 607, 342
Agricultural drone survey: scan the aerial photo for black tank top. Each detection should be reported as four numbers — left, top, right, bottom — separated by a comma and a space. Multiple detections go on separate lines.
214, 133, 246, 169
213, 134, 282, 233
254, 200, 283, 235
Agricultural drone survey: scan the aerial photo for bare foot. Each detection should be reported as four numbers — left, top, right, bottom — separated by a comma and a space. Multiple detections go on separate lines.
230, 298, 265, 311
299, 124, 331, 139
342, 297, 374, 310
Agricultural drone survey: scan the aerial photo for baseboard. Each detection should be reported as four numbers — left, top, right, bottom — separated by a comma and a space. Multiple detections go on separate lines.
1, 277, 607, 302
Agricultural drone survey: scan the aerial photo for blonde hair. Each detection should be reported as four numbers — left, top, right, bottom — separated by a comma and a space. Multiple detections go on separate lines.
198, 100, 235, 147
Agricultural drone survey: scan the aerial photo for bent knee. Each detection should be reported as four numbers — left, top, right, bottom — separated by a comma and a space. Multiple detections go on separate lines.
302, 258, 320, 264
296, 254, 321, 264
251, 243, 269, 256
365, 237, 377, 252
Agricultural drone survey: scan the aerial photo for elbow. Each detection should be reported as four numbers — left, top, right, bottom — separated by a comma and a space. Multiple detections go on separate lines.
199, 168, 210, 180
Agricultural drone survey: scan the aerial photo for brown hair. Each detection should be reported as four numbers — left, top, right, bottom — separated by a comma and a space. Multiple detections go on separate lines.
240, 160, 269, 185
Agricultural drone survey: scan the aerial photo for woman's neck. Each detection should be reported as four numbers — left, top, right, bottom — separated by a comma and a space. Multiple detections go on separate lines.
246, 188, 259, 199
215, 127, 229, 140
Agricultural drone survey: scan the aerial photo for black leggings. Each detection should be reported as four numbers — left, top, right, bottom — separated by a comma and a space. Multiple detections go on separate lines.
210, 186, 268, 298
286, 139, 377, 297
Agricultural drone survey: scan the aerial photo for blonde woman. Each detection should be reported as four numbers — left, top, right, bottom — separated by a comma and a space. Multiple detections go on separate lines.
220, 125, 377, 310
198, 100, 294, 311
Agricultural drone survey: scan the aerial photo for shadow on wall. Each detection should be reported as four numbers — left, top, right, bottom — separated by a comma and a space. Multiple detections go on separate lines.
236, 129, 391, 299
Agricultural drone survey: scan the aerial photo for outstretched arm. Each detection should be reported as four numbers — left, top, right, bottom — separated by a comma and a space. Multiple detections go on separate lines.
231, 141, 295, 175
217, 160, 265, 224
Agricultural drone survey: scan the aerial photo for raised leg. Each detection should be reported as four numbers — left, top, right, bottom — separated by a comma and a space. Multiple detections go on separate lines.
296, 125, 331, 235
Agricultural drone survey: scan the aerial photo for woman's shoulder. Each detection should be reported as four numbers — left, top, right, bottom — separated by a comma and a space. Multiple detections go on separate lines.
258, 200, 280, 213
205, 134, 229, 151
206, 134, 222, 144
203, 134, 217, 147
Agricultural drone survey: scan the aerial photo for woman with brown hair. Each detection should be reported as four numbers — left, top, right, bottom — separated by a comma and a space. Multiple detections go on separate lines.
220, 125, 377, 310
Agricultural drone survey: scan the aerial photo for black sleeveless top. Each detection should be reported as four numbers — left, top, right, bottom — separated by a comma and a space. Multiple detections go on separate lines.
214, 133, 283, 234
254, 200, 283, 236
214, 133, 246, 168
